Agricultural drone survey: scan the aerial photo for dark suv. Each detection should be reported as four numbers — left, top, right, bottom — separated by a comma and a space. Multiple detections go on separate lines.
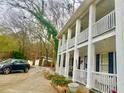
0, 59, 30, 74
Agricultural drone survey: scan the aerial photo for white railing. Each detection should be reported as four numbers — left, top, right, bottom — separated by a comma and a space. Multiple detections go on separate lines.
62, 41, 67, 51
92, 72, 117, 93
68, 37, 75, 48
77, 28, 88, 44
75, 69, 87, 85
93, 10, 116, 37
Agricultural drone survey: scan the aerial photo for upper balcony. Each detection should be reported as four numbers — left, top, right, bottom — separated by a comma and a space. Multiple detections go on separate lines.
77, 11, 89, 45
62, 41, 67, 51
93, 10, 115, 38
68, 25, 76, 49
77, 28, 88, 45
93, 0, 115, 37
58, 0, 115, 53
68, 37, 75, 48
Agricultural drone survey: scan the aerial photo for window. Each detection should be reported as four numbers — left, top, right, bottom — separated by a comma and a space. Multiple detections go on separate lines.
84, 56, 87, 70
59, 55, 61, 67
19, 61, 25, 64
13, 60, 26, 64
100, 54, 108, 72
63, 54, 66, 67
13, 60, 21, 64
78, 57, 81, 69
114, 52, 117, 74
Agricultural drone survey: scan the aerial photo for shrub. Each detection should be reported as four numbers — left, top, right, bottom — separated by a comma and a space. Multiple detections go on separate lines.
68, 90, 74, 93
47, 74, 56, 80
12, 51, 26, 59
43, 71, 72, 86
51, 75, 72, 86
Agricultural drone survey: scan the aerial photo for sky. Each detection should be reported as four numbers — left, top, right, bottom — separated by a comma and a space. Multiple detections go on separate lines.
0, 0, 83, 31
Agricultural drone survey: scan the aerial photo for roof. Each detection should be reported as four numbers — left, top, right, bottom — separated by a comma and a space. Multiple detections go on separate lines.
58, 0, 94, 38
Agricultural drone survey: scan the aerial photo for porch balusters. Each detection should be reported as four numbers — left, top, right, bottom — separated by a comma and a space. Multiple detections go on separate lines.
92, 72, 117, 93
75, 69, 87, 85
92, 11, 116, 37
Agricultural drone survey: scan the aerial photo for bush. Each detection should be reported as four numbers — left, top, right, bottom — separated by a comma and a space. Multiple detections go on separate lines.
51, 75, 72, 86
68, 90, 74, 93
12, 51, 26, 59
47, 74, 57, 80
43, 71, 72, 86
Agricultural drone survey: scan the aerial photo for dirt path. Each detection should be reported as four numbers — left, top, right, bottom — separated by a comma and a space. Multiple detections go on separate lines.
0, 67, 57, 93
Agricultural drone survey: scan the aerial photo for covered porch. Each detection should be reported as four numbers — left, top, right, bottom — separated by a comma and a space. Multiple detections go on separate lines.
75, 46, 88, 85
92, 36, 117, 93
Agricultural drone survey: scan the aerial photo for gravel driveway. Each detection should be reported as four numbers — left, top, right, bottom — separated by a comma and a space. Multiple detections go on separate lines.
0, 67, 57, 93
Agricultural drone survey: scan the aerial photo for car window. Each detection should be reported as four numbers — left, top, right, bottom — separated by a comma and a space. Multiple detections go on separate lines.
13, 59, 27, 64
13, 60, 20, 64
19, 61, 25, 64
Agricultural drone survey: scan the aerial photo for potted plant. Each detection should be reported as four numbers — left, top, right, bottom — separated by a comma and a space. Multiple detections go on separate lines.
68, 83, 79, 93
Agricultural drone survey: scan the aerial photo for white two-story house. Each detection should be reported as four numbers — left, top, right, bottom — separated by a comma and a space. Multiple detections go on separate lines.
56, 0, 124, 93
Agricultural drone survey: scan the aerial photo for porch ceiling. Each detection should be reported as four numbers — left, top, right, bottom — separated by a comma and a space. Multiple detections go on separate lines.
96, 0, 115, 21
95, 36, 116, 53
79, 46, 88, 57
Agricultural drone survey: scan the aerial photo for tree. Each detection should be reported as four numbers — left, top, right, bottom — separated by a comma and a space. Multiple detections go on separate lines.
0, 0, 83, 65
7, 0, 58, 55
0, 8, 53, 64
12, 51, 26, 59
5, 0, 83, 55
0, 35, 19, 52
1, 9, 32, 56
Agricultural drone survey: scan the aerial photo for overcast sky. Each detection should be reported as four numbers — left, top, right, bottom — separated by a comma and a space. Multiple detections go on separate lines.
0, 0, 83, 29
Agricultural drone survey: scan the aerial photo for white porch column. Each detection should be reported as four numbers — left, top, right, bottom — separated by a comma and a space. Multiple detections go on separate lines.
115, 0, 124, 93
62, 34, 66, 45
65, 52, 70, 77
65, 29, 71, 77
59, 39, 62, 52
73, 49, 79, 81
59, 34, 65, 75
67, 29, 72, 44
86, 4, 96, 89
72, 19, 81, 81
56, 54, 60, 73
56, 39, 62, 73
60, 53, 64, 75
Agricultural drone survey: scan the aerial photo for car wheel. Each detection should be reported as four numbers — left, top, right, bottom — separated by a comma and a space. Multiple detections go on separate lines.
3, 68, 10, 74
24, 67, 29, 73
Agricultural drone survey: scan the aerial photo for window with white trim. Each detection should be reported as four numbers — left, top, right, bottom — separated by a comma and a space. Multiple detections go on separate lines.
100, 54, 108, 72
